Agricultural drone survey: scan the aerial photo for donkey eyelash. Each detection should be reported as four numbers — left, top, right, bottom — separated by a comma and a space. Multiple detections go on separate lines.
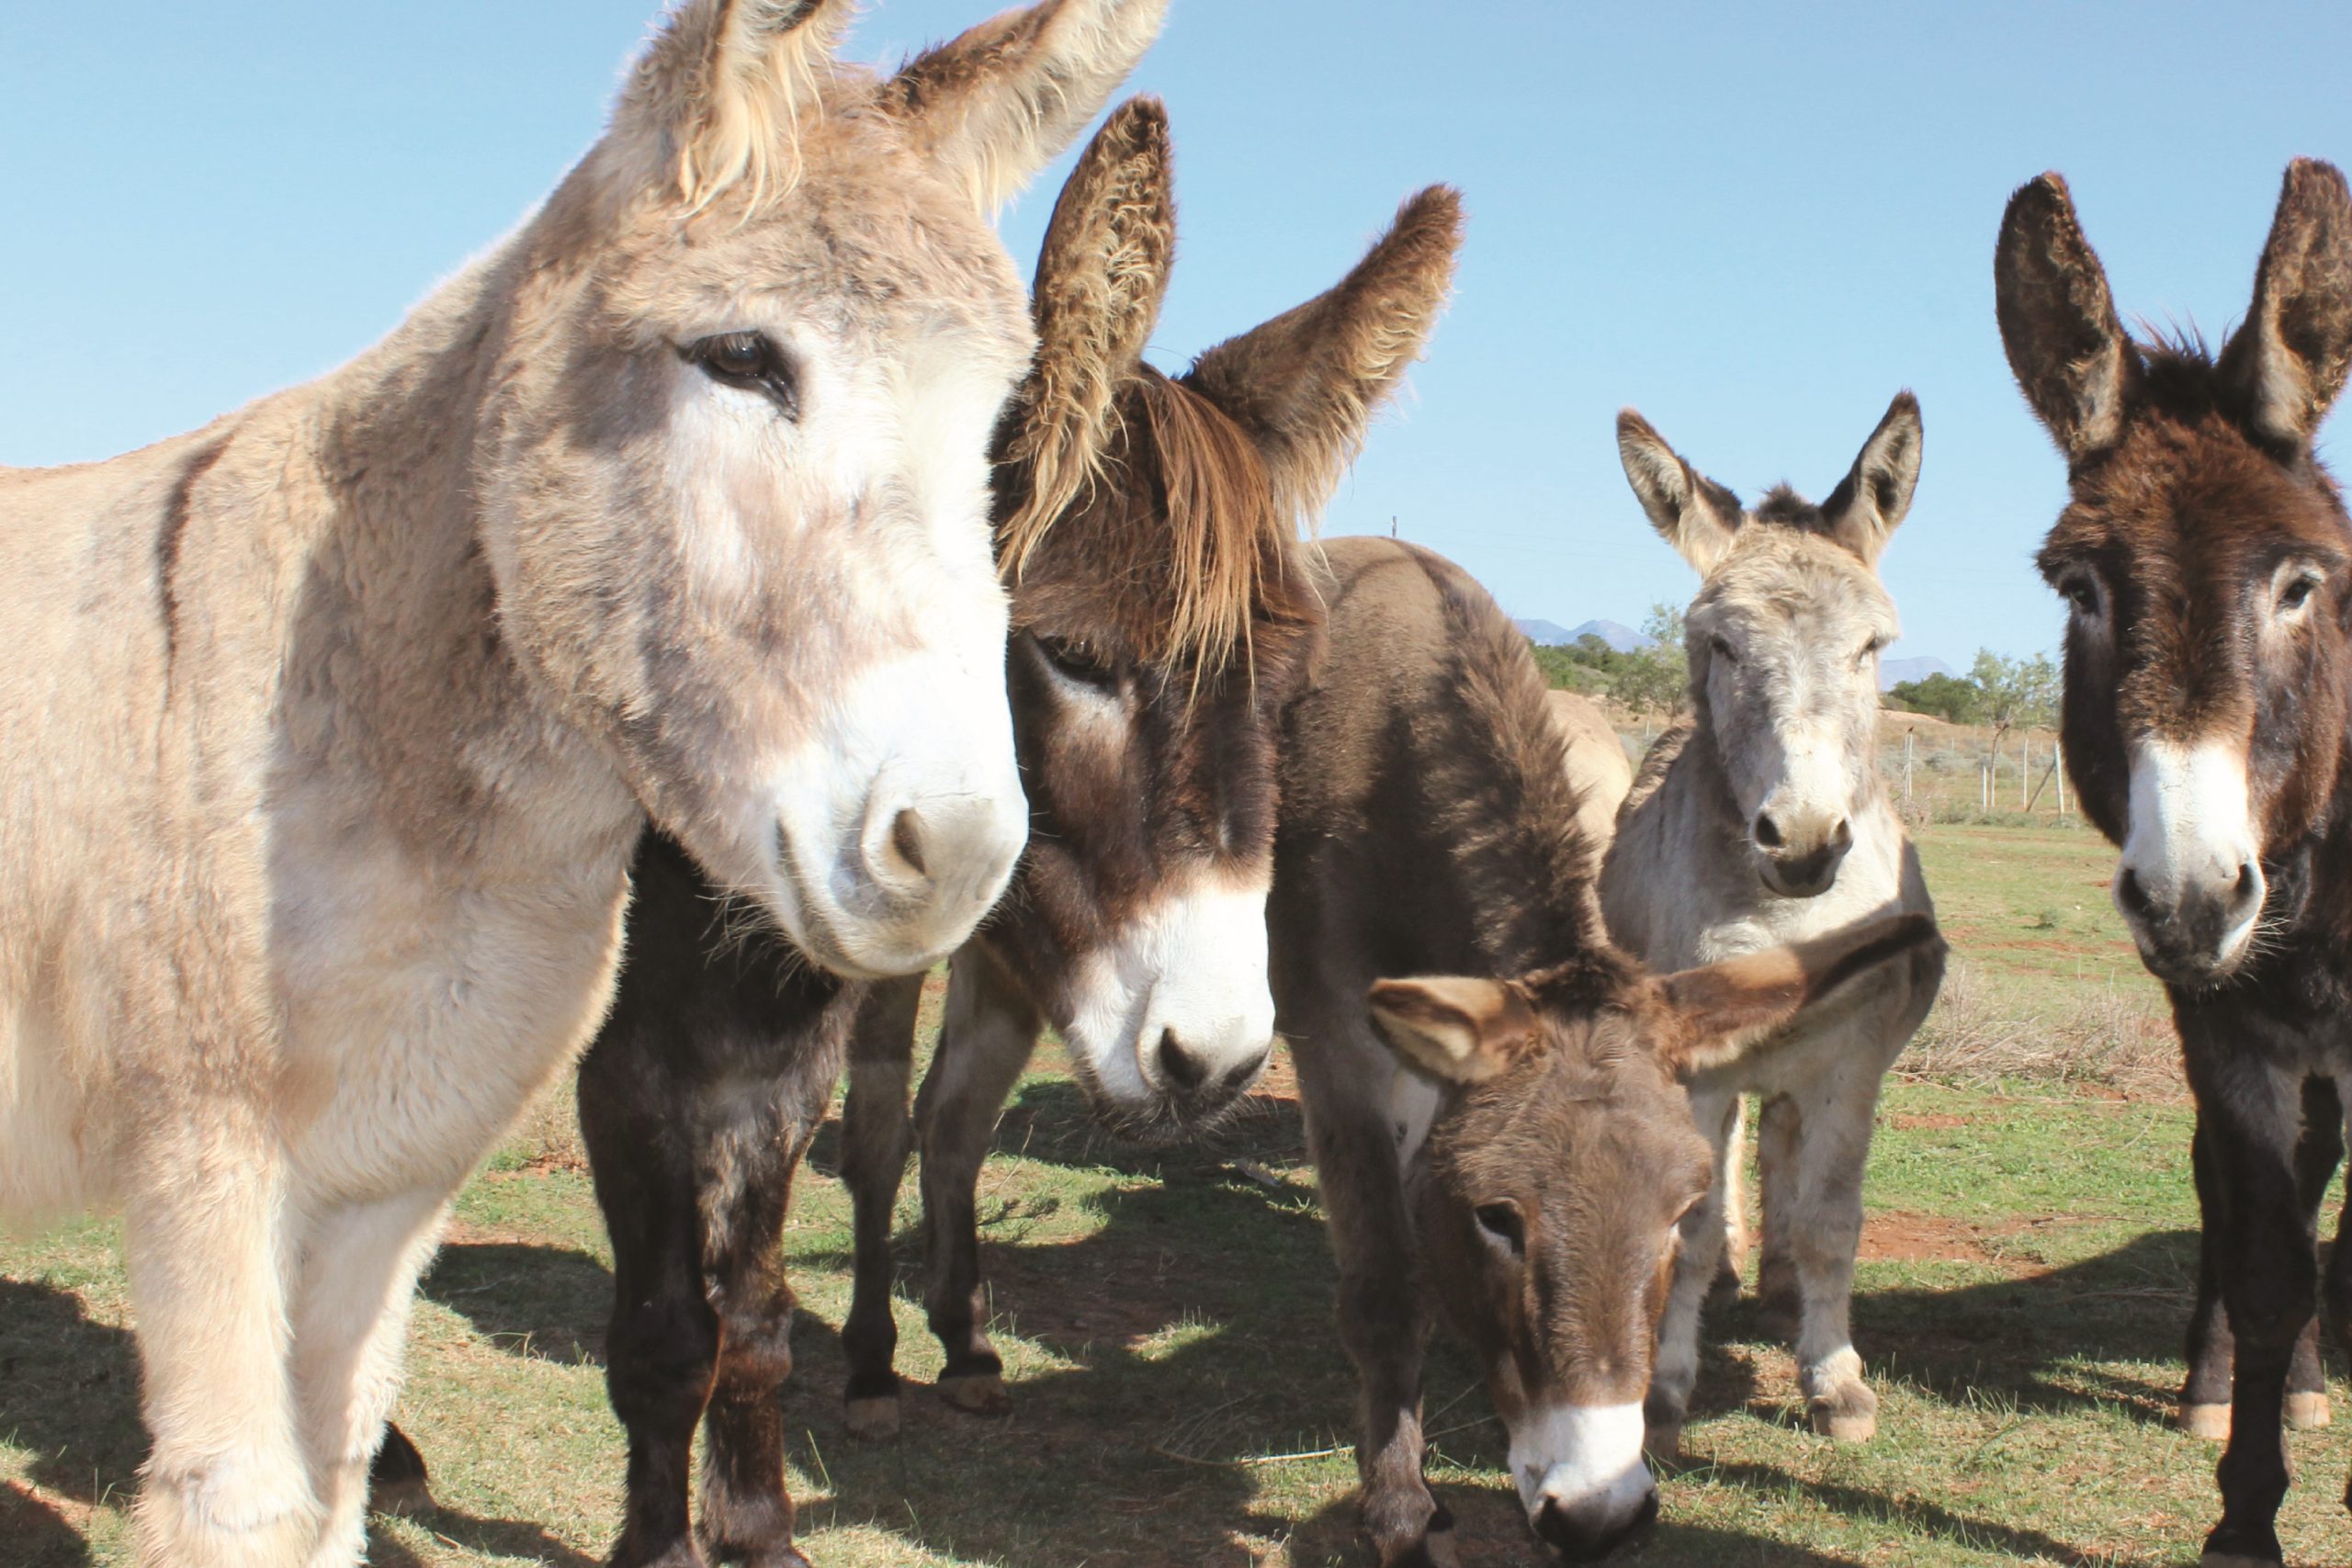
1033, 634, 1120, 689
682, 331, 801, 417
1709, 635, 1738, 664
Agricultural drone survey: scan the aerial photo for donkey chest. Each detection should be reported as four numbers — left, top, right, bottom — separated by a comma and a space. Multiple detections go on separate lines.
264, 768, 639, 1201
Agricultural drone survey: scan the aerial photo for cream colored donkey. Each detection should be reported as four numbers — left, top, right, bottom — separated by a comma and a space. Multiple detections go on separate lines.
0, 3, 1162, 1564
1602, 395, 1946, 1452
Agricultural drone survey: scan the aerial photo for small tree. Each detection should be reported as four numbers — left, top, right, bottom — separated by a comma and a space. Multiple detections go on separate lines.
1611, 602, 1690, 717
1885, 671, 1983, 724
1968, 649, 2059, 745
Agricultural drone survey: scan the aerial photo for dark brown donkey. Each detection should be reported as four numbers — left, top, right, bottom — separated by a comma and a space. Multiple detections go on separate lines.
374, 100, 1453, 1565
1996, 159, 2352, 1568
834, 164, 1470, 1429
844, 534, 1941, 1564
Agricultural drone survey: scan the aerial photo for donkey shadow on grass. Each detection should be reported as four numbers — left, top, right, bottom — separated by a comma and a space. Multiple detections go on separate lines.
0, 1275, 583, 1568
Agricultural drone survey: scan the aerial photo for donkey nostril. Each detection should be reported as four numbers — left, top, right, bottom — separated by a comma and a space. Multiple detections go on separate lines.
1831, 818, 1853, 850
2231, 862, 2262, 911
1157, 1029, 1207, 1091
1753, 813, 1783, 849
888, 807, 929, 880
2117, 868, 2154, 919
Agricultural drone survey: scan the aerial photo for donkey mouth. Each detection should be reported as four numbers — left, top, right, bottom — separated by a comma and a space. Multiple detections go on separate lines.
1067, 1050, 1269, 1147
1755, 845, 1846, 899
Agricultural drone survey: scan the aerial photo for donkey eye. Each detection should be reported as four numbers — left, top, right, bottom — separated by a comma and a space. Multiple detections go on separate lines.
1709, 636, 1738, 665
2279, 573, 2323, 615
2059, 575, 2100, 616
1034, 634, 1118, 689
1856, 635, 1887, 668
684, 332, 799, 416
1474, 1202, 1525, 1256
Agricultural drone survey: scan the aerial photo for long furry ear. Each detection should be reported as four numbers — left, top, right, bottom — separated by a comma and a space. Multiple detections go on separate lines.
1184, 186, 1464, 526
1616, 410, 1742, 575
1661, 914, 1942, 1077
1995, 173, 2138, 460
886, 0, 1168, 214
619, 0, 853, 210
1819, 391, 1923, 565
1369, 976, 1537, 1085
2218, 158, 2352, 448
997, 96, 1176, 579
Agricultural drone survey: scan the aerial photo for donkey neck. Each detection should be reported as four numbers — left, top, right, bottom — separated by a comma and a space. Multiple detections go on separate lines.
271, 235, 639, 869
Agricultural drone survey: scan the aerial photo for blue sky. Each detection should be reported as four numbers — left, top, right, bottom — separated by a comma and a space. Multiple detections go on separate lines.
5, 2, 2348, 665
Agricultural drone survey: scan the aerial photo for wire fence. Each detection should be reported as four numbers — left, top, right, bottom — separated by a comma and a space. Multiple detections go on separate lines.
1604, 710, 2079, 829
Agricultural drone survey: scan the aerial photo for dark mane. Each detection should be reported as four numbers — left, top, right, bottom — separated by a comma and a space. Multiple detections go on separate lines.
1415, 564, 1627, 1000
1751, 482, 1835, 536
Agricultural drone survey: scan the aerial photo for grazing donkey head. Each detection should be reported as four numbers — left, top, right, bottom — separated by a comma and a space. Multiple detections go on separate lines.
1616, 397, 1922, 897
1996, 161, 2352, 987
1371, 914, 1940, 1559
476, 0, 1162, 979
989, 105, 1461, 1129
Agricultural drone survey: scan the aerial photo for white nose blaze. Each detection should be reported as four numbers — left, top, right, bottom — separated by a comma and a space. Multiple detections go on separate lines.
1510, 1401, 1654, 1535
1753, 719, 1851, 851
2118, 738, 2264, 970
763, 647, 1027, 980
1063, 873, 1275, 1108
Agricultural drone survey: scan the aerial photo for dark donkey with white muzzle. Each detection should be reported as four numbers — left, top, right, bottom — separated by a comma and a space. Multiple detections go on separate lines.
1996, 158, 2352, 1568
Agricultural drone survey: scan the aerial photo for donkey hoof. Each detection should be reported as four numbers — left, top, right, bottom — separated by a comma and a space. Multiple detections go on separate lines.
1807, 1383, 1878, 1442
845, 1394, 901, 1440
367, 1470, 434, 1518
2286, 1392, 2331, 1430
2199, 1554, 2283, 1568
2181, 1403, 2233, 1441
936, 1371, 1011, 1415
1381, 1526, 1461, 1568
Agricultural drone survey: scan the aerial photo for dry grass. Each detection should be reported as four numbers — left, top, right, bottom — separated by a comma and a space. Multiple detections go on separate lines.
1900, 955, 2178, 1094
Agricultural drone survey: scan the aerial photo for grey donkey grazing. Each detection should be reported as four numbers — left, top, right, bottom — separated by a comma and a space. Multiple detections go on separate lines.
1604, 395, 1946, 1451
0, 1, 1164, 1563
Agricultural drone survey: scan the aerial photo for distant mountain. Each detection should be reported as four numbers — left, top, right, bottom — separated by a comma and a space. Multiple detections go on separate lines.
1879, 655, 1954, 693
1569, 618, 1649, 652
1517, 617, 1652, 651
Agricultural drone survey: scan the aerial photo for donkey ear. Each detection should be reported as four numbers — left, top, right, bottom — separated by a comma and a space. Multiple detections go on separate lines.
1616, 410, 1742, 575
1659, 914, 1941, 1077
1368, 976, 1536, 1085
998, 98, 1175, 573
1819, 391, 1923, 565
1995, 173, 2137, 461
2217, 159, 2352, 447
621, 0, 854, 209
1184, 186, 1464, 524
885, 0, 1168, 214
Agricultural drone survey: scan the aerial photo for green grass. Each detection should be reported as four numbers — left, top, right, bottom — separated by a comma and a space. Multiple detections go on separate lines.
6, 827, 2346, 1567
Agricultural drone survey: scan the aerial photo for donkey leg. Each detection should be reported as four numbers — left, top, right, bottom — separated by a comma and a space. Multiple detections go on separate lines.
284, 1190, 450, 1568
1754, 1093, 1803, 1337
840, 975, 924, 1439
1646, 1085, 1736, 1456
123, 1103, 321, 1568
1711, 1097, 1750, 1310
1780, 1064, 1883, 1443
582, 1075, 718, 1568
2285, 1077, 2343, 1432
696, 1112, 826, 1568
2189, 1046, 2313, 1568
1296, 1029, 1449, 1568
915, 949, 1043, 1415
2184, 1115, 2241, 1439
